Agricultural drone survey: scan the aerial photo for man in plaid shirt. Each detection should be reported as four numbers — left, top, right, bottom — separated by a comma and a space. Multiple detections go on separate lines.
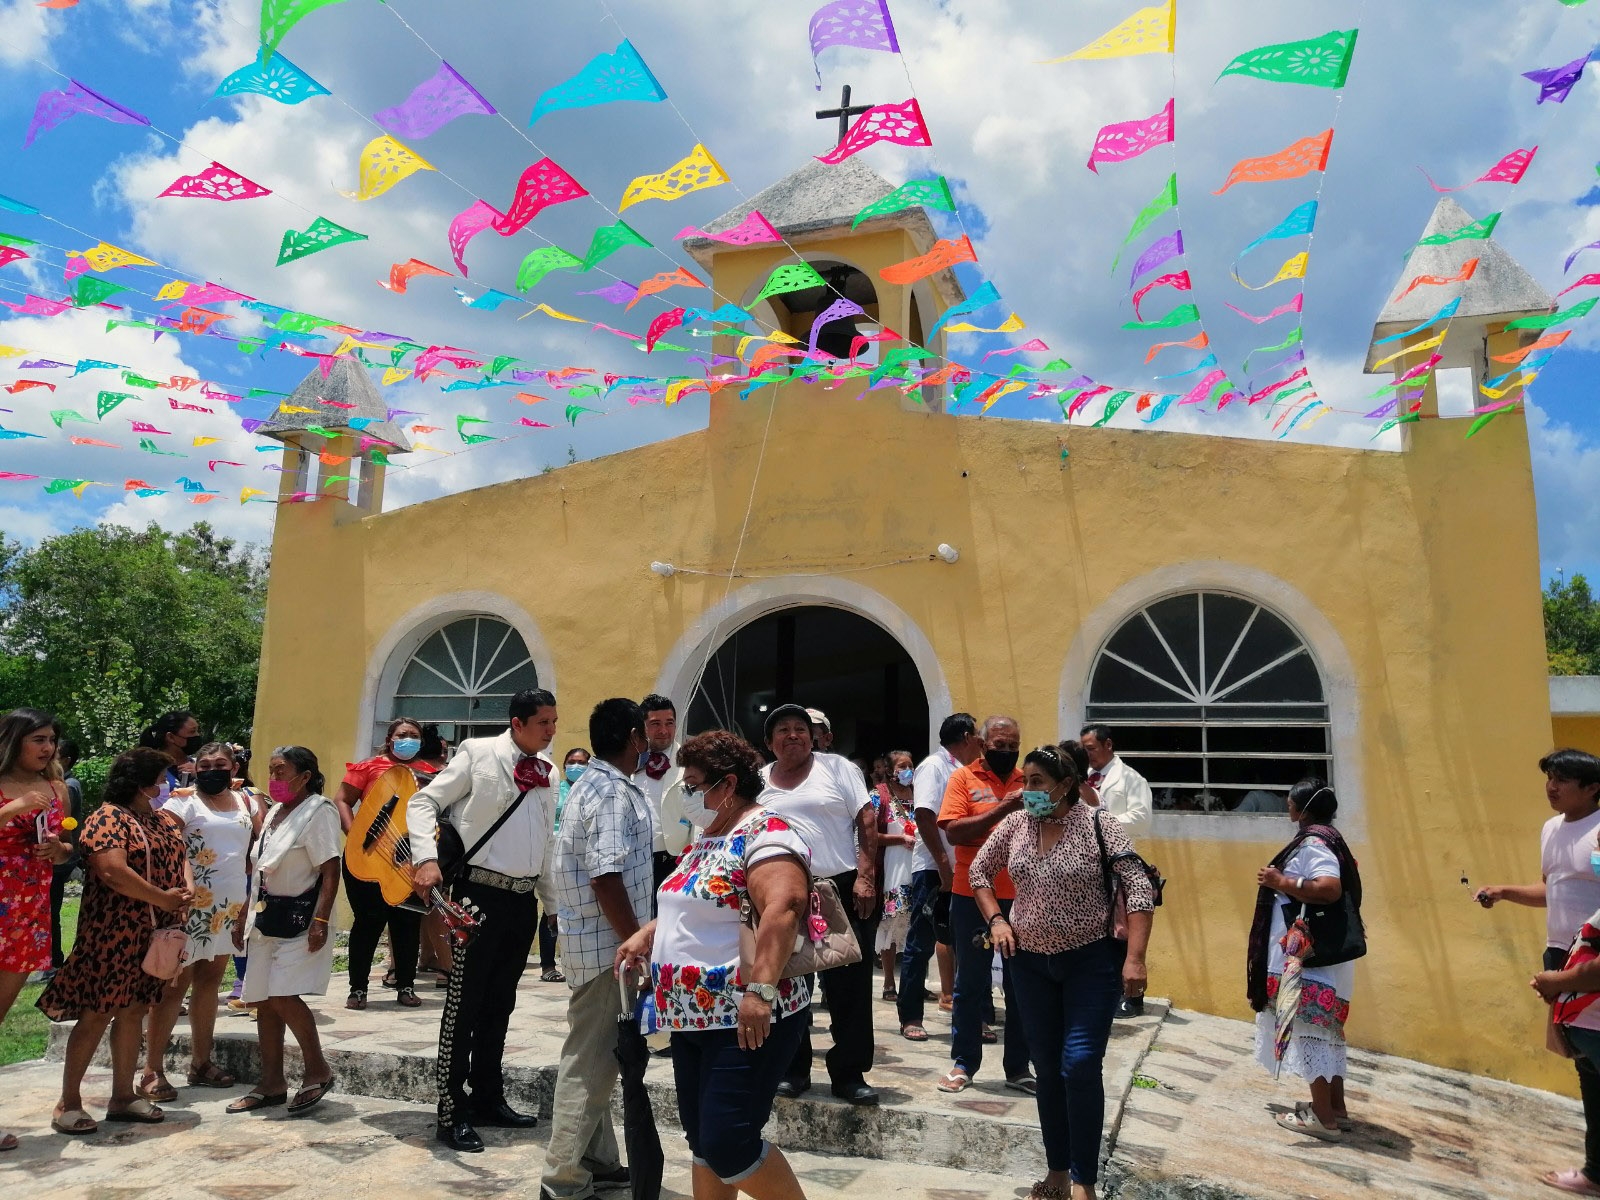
540, 698, 655, 1200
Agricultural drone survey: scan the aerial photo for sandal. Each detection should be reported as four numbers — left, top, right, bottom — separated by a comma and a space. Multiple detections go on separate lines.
1028, 1182, 1066, 1200
0, 1132, 16, 1151
226, 1091, 287, 1114
1543, 1169, 1600, 1196
381, 969, 398, 989
51, 1109, 98, 1136
981, 1024, 998, 1045
1275, 1107, 1342, 1141
901, 1024, 929, 1042
396, 987, 421, 1008
345, 989, 367, 1011
1005, 1074, 1039, 1095
187, 1061, 236, 1088
540, 967, 566, 983
136, 1073, 178, 1103
106, 1098, 164, 1124
288, 1078, 334, 1115
1299, 1101, 1353, 1132
881, 986, 898, 1001
937, 1068, 971, 1093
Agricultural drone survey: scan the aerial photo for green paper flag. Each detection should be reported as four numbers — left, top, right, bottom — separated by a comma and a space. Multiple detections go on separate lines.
489, 355, 519, 377
237, 337, 266, 354
1121, 303, 1199, 331
578, 221, 651, 271
50, 409, 91, 427
44, 479, 90, 494
1504, 297, 1598, 331
514, 246, 581, 292
1219, 29, 1359, 89
1041, 357, 1075, 372
754, 261, 826, 304
274, 311, 328, 333
304, 425, 339, 438
369, 450, 390, 466
1092, 391, 1133, 426
96, 391, 136, 418
456, 415, 492, 441
567, 384, 603, 400
139, 437, 183, 456
868, 347, 935, 386
1466, 403, 1520, 438
565, 405, 599, 425
390, 341, 425, 367
276, 216, 367, 265
1112, 174, 1177, 271
260, 0, 347, 64
852, 177, 957, 229
0, 232, 37, 249
1416, 212, 1501, 248
121, 372, 160, 389
72, 277, 130, 308
1243, 326, 1303, 372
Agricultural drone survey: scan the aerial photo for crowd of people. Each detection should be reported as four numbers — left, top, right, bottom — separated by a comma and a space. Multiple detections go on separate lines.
8, 691, 1600, 1199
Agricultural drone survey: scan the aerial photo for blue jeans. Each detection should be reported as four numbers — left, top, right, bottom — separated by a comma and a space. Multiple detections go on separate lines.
672, 1008, 807, 1183
897, 869, 943, 1028
949, 893, 1028, 1080
1010, 939, 1123, 1187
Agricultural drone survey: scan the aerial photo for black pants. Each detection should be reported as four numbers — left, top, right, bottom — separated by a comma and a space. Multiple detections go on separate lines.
437, 877, 538, 1122
1547, 946, 1600, 1179
49, 862, 74, 967
652, 851, 677, 917
535, 898, 557, 971
787, 868, 878, 1087
342, 861, 421, 992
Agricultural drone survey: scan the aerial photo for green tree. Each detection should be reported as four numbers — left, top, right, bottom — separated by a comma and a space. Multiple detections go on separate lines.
0, 521, 267, 743
1544, 573, 1600, 676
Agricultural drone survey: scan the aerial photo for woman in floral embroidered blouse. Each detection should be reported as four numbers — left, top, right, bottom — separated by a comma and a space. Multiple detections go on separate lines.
616, 729, 813, 1200
971, 743, 1154, 1200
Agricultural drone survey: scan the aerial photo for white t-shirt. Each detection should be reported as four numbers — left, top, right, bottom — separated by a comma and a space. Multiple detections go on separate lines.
1543, 809, 1600, 948
758, 752, 872, 878
909, 748, 961, 876
1265, 837, 1355, 997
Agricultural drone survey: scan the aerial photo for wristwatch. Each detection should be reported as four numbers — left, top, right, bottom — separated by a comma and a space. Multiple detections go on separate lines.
745, 982, 780, 1006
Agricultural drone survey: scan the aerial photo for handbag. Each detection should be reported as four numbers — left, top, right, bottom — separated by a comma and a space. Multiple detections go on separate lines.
1090, 808, 1166, 942
128, 814, 188, 980
255, 879, 323, 938
436, 780, 538, 884
1289, 888, 1366, 968
738, 855, 861, 981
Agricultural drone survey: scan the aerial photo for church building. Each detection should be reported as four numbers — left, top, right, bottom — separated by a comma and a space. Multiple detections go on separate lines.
252, 159, 1565, 1091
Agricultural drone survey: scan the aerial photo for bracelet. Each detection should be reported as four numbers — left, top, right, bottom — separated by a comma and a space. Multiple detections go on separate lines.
987, 913, 1009, 927
311, 917, 329, 924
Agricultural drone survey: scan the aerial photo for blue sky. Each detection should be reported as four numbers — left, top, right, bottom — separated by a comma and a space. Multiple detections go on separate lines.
0, 0, 1596, 586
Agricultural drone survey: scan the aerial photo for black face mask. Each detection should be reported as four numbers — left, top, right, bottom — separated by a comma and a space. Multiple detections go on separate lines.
984, 749, 1019, 778
195, 768, 232, 796
182, 734, 204, 756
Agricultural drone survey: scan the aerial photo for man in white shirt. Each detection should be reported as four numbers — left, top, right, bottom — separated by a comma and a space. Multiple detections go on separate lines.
1080, 724, 1154, 841
638, 693, 688, 893
897, 712, 983, 1039
409, 689, 559, 1153
541, 700, 655, 1200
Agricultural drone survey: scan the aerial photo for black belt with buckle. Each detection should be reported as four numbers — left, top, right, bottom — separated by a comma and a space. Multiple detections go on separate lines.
464, 865, 538, 894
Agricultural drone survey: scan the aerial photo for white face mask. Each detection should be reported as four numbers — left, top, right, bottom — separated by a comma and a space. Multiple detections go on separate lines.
679, 779, 725, 830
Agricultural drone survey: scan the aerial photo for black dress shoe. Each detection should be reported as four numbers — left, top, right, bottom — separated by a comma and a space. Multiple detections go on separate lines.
471, 1100, 538, 1128
591, 1165, 631, 1189
437, 1121, 484, 1152
774, 1078, 812, 1099
1114, 995, 1145, 1020
830, 1081, 879, 1106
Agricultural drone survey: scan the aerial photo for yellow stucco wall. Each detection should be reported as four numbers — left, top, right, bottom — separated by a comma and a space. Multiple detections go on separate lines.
1555, 717, 1600, 755
253, 221, 1563, 1092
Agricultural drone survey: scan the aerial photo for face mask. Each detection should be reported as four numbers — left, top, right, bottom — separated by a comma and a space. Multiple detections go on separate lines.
984, 749, 1019, 778
1022, 789, 1058, 818
196, 768, 232, 796
565, 763, 587, 783
895, 767, 915, 787
636, 747, 649, 775
268, 778, 298, 804
680, 781, 723, 830
1590, 850, 1600, 878
391, 737, 422, 761
182, 734, 204, 757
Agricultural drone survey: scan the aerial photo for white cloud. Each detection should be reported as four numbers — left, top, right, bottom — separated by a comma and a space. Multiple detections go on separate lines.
0, 0, 54, 69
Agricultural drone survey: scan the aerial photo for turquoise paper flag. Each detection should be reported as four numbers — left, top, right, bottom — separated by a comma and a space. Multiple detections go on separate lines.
1239, 201, 1317, 258
215, 54, 328, 104
529, 40, 666, 124
927, 281, 1002, 339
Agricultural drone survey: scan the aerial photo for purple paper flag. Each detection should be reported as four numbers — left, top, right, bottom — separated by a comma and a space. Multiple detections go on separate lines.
809, 0, 900, 83
374, 61, 497, 140
24, 80, 150, 149
1128, 230, 1184, 286
808, 296, 866, 355
1524, 55, 1588, 104
1088, 98, 1174, 173
579, 280, 639, 305
1565, 238, 1600, 274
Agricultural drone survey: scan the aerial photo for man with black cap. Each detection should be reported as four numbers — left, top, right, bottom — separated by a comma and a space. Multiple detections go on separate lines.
759, 702, 880, 1105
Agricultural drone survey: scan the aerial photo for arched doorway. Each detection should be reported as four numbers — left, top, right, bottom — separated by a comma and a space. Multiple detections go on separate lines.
686, 606, 930, 763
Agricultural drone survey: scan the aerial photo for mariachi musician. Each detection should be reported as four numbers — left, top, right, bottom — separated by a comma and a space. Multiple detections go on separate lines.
333, 717, 443, 1010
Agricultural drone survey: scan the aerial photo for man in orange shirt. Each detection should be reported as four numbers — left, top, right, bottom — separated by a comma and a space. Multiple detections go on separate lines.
937, 715, 1033, 1094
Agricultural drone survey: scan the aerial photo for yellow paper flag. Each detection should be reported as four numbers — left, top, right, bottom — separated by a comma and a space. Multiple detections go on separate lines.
278, 403, 317, 414
193, 436, 220, 447
946, 313, 1025, 334
619, 144, 729, 211
1481, 373, 1535, 401
74, 242, 158, 272
381, 367, 412, 386
342, 135, 436, 202
240, 487, 267, 504
1045, 0, 1173, 62
0, 346, 26, 360
519, 304, 586, 323
1233, 251, 1308, 291
155, 281, 192, 301
1369, 330, 1447, 372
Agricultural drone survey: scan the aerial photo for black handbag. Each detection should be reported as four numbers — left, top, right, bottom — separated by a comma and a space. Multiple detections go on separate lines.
255, 880, 322, 939
436, 786, 534, 883
1289, 891, 1367, 968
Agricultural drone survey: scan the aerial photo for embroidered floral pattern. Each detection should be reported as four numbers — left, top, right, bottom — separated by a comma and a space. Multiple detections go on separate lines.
1265, 972, 1350, 1035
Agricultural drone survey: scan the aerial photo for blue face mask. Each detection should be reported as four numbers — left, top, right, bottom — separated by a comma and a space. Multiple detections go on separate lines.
1590, 850, 1600, 878
391, 737, 421, 761
895, 767, 915, 786
1022, 789, 1058, 818
565, 763, 587, 783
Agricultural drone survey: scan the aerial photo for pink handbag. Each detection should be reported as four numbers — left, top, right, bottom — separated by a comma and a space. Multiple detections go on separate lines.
129, 815, 189, 980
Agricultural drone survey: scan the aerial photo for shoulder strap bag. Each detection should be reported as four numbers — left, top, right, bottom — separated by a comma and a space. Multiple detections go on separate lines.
737, 844, 861, 980
1089, 807, 1166, 942
436, 784, 535, 884
129, 813, 189, 980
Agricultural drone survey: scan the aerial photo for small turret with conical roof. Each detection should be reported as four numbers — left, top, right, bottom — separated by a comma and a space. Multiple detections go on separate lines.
261, 357, 412, 511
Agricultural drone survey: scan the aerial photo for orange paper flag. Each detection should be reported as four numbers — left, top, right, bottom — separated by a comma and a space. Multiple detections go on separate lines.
1213, 129, 1333, 194
1392, 257, 1478, 303
1143, 330, 1210, 363
380, 258, 451, 293
1491, 329, 1570, 363
880, 236, 977, 285
625, 267, 705, 310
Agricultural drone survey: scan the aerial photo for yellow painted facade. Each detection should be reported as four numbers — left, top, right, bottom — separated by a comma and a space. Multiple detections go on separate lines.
1555, 717, 1600, 755
254, 196, 1567, 1092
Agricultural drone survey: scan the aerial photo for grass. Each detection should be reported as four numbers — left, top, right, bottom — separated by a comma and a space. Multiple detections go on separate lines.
0, 896, 77, 1067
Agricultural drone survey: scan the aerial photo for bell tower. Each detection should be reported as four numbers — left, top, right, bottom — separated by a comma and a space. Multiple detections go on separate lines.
681, 157, 966, 421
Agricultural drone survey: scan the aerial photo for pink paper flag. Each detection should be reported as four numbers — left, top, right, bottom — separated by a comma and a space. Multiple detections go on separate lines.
159, 162, 271, 201
1224, 293, 1304, 324
646, 307, 687, 352
1131, 270, 1191, 320
2, 295, 72, 315
374, 61, 497, 140
448, 199, 506, 275
492, 157, 589, 235
1088, 98, 1173, 173
1179, 368, 1227, 405
0, 246, 31, 270
816, 98, 931, 165
981, 338, 1050, 363
675, 210, 782, 245
1421, 146, 1538, 192
181, 283, 253, 307
1246, 368, 1309, 404
1067, 385, 1111, 420
63, 256, 92, 282
1556, 272, 1600, 299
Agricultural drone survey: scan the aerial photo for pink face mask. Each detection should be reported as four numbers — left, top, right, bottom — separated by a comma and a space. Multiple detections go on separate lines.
268, 779, 297, 804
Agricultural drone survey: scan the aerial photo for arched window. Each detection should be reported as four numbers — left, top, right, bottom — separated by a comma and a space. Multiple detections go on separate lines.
1085, 592, 1330, 815
391, 616, 538, 743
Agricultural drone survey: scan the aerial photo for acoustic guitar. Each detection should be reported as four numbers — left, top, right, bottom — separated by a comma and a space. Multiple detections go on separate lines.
343, 763, 482, 946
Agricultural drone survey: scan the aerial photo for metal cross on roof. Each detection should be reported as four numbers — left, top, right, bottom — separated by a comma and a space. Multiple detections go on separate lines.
815, 84, 872, 146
